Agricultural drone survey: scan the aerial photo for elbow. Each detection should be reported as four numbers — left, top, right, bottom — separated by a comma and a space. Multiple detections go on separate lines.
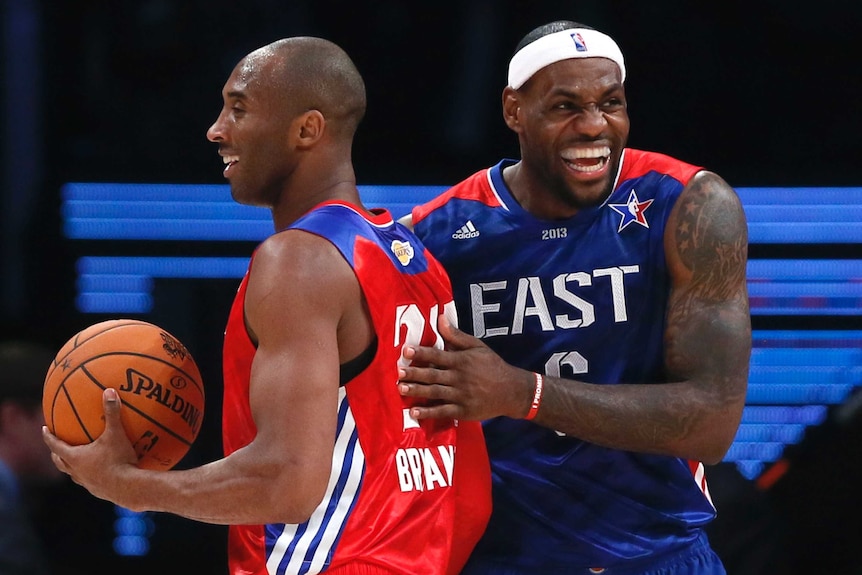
696, 382, 747, 465
695, 417, 741, 466
700, 448, 728, 467
277, 489, 326, 524
684, 436, 732, 466
267, 467, 330, 524
232, 436, 333, 524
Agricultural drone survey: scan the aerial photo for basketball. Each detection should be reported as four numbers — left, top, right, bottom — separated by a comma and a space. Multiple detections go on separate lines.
42, 319, 205, 471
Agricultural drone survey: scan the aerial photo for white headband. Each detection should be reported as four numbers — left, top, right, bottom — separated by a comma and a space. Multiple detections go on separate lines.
507, 28, 626, 89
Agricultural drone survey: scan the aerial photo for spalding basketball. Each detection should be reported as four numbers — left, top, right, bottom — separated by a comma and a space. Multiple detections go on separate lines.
43, 319, 204, 471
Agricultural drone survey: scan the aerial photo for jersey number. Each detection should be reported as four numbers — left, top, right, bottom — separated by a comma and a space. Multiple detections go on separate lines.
394, 301, 457, 368
545, 350, 588, 437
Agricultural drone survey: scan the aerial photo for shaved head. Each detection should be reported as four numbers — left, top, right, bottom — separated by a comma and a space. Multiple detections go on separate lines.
240, 37, 367, 138
208, 36, 369, 216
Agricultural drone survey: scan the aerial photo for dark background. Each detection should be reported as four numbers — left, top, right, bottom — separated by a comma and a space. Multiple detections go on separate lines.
6, 1, 861, 334
1, 1, 860, 574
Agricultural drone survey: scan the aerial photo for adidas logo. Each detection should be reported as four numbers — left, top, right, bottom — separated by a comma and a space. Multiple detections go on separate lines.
452, 220, 480, 239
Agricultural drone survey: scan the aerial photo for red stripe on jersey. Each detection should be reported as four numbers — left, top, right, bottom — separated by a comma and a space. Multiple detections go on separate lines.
619, 149, 702, 186
688, 459, 714, 508
412, 169, 500, 225
314, 200, 394, 226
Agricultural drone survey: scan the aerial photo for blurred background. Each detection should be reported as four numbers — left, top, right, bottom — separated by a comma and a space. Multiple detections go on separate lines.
1, 1, 860, 574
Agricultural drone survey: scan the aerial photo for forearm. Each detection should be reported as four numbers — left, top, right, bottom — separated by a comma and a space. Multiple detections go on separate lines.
117, 444, 323, 525
529, 376, 739, 462
529, 302, 750, 462
399, 308, 746, 463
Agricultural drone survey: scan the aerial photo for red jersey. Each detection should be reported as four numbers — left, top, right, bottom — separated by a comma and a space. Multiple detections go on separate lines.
222, 201, 491, 575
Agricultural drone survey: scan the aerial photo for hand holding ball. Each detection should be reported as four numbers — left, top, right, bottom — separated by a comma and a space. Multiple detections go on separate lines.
43, 319, 205, 471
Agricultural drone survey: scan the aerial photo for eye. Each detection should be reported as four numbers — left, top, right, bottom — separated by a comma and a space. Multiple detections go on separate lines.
602, 97, 626, 112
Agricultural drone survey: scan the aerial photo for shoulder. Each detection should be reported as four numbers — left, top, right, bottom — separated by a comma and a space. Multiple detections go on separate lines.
675, 170, 747, 243
620, 149, 702, 185
665, 170, 748, 283
619, 150, 741, 217
413, 166, 496, 225
252, 229, 347, 285
679, 170, 743, 213
244, 229, 358, 338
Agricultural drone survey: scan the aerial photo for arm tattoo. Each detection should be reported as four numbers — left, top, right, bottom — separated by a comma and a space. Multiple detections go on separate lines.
674, 175, 748, 305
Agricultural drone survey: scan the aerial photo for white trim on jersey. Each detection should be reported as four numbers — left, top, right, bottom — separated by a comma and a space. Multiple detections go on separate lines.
598, 148, 626, 209
266, 388, 365, 575
485, 168, 510, 211
691, 462, 715, 509
332, 201, 394, 229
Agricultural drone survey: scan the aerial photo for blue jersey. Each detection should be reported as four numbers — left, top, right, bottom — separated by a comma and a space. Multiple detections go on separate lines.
412, 150, 718, 573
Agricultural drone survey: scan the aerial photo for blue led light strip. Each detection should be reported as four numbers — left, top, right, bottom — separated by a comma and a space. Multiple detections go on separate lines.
62, 183, 448, 241
74, 256, 250, 313
62, 183, 862, 242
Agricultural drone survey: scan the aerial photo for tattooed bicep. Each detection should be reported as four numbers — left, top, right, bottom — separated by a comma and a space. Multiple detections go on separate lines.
668, 171, 748, 302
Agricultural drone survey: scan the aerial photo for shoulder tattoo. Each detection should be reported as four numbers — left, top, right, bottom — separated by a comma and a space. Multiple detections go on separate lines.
674, 175, 748, 303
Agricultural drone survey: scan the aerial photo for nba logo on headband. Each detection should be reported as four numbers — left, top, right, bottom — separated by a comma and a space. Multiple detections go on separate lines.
508, 28, 627, 89
572, 33, 588, 52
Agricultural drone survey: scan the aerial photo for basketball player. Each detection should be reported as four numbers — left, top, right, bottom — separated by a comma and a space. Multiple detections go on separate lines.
43, 37, 491, 575
397, 21, 751, 575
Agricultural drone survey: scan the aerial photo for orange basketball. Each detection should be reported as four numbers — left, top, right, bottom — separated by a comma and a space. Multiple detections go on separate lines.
43, 319, 205, 471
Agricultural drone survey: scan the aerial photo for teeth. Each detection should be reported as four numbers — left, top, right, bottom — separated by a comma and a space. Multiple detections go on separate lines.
222, 156, 239, 165
569, 157, 607, 173
562, 146, 610, 173
561, 146, 610, 161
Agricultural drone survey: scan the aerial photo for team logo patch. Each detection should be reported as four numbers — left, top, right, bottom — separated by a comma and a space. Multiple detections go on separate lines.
608, 189, 654, 232
390, 239, 414, 266
572, 32, 588, 52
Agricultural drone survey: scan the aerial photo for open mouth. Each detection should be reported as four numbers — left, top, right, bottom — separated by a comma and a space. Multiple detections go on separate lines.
222, 155, 239, 175
562, 146, 610, 174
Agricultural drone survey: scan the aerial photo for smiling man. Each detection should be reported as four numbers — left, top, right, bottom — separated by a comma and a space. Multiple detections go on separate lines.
44, 36, 491, 575
398, 20, 751, 575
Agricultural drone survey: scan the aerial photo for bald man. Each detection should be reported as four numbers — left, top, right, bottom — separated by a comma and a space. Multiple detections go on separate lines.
44, 37, 491, 575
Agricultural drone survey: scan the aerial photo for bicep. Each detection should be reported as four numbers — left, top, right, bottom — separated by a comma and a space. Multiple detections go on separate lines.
243, 232, 348, 508
663, 171, 751, 406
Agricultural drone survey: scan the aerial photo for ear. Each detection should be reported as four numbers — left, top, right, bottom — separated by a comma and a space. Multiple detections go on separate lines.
294, 109, 326, 149
502, 87, 522, 133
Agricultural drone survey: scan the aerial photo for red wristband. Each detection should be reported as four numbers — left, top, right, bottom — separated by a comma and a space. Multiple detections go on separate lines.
524, 373, 544, 421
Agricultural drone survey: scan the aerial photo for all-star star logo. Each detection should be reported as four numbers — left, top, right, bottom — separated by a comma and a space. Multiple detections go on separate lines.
609, 189, 654, 232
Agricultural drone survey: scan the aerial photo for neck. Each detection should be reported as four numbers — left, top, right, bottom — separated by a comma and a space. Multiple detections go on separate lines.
502, 162, 575, 219
271, 163, 362, 231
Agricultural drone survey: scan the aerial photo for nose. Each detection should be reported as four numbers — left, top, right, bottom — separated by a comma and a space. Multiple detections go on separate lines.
574, 104, 607, 136
207, 111, 226, 143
